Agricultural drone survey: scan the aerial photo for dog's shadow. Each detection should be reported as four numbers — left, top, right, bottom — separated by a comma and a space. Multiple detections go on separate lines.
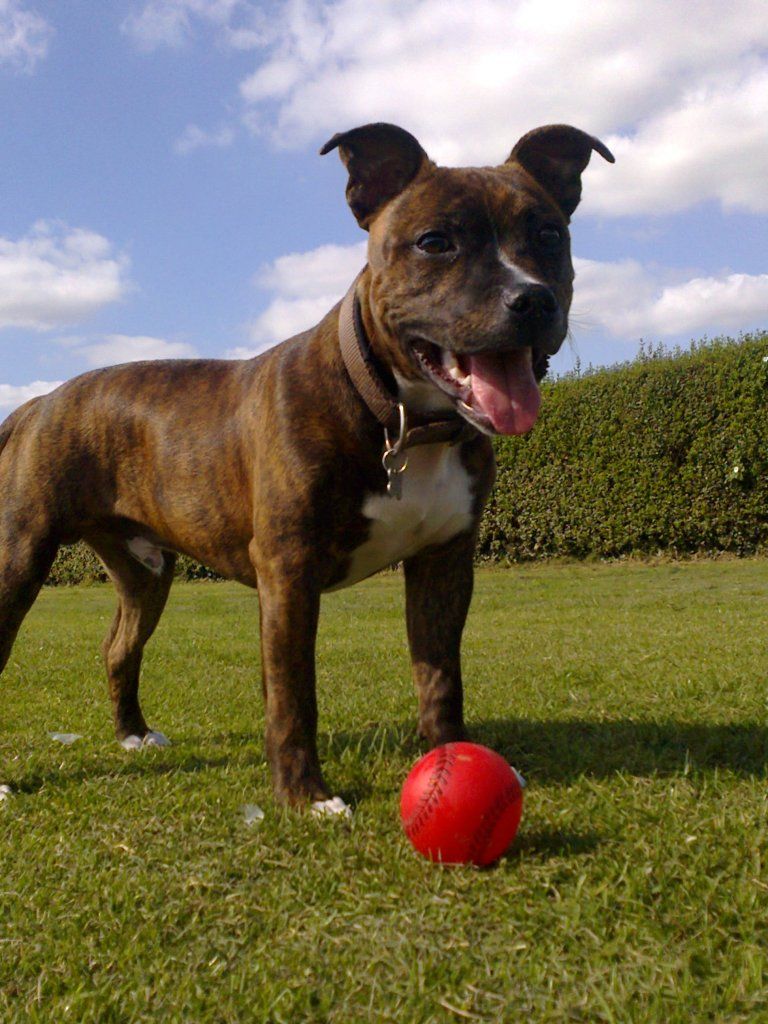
479, 717, 768, 781
327, 716, 768, 782
13, 749, 238, 796
15, 717, 767, 791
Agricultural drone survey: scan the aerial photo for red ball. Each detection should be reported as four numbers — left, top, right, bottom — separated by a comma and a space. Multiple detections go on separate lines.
400, 742, 524, 866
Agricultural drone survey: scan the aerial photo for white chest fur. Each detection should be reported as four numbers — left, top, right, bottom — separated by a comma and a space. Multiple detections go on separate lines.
329, 443, 475, 591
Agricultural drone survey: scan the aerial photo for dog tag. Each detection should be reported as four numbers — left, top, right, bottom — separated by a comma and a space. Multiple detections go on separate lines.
382, 448, 407, 500
387, 471, 403, 500
381, 402, 409, 500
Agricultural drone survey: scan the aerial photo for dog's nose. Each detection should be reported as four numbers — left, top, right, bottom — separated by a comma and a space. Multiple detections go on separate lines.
504, 284, 558, 322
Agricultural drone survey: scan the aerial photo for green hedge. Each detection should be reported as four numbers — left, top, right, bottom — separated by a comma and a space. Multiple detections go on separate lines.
478, 331, 768, 561
43, 330, 768, 583
47, 547, 221, 586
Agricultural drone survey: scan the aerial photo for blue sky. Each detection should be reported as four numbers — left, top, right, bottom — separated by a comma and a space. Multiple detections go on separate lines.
1, 0, 766, 413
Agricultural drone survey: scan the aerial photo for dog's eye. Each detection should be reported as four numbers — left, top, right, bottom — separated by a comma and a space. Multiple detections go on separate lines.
538, 226, 563, 251
416, 232, 454, 255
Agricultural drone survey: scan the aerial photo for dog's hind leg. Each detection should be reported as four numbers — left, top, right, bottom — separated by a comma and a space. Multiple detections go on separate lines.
0, 403, 61, 677
0, 528, 59, 676
0, 415, 60, 799
87, 534, 176, 749
0, 528, 58, 798
0, 532, 52, 801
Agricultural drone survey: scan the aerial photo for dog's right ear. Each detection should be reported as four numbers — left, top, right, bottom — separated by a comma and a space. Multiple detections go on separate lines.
320, 123, 434, 230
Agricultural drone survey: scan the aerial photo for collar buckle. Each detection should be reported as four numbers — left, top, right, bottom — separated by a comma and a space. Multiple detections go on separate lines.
382, 402, 408, 500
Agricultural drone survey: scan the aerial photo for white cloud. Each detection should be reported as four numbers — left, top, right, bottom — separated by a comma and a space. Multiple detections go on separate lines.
122, 1, 192, 50
0, 0, 52, 72
174, 122, 235, 154
573, 259, 768, 340
235, 241, 366, 356
644, 274, 768, 337
227, 345, 261, 360
0, 379, 62, 416
584, 64, 768, 216
74, 334, 197, 368
123, 1, 768, 216
0, 222, 130, 330
237, 0, 768, 216
122, 0, 269, 52
255, 243, 367, 299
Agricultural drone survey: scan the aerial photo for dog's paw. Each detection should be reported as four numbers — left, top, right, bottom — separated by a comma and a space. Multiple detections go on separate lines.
143, 731, 171, 748
0, 784, 11, 803
120, 731, 171, 751
311, 796, 352, 819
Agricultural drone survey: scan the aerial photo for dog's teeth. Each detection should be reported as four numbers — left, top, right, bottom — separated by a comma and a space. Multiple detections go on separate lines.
442, 349, 471, 386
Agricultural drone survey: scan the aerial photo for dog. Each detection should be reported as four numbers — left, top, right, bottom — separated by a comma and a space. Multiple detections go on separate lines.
0, 122, 613, 812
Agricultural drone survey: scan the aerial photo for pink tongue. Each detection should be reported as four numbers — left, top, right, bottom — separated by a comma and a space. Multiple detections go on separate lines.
467, 349, 541, 435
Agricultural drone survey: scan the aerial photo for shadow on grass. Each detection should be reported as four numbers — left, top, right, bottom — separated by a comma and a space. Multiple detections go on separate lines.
481, 718, 768, 782
328, 718, 768, 781
10, 717, 766, 796
504, 827, 602, 863
13, 750, 242, 795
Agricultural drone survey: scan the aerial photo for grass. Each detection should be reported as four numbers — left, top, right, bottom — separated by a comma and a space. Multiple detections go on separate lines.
1, 561, 767, 1023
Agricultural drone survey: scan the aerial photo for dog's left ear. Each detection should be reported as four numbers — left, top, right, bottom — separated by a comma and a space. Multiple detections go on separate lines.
507, 125, 615, 219
321, 122, 434, 229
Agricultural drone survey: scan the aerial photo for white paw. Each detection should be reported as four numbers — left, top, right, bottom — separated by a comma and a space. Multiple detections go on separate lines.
120, 731, 171, 751
311, 796, 352, 819
143, 731, 171, 748
0, 784, 11, 802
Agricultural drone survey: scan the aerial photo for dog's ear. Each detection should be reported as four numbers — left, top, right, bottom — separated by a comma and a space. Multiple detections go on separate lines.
321, 123, 434, 229
507, 125, 615, 219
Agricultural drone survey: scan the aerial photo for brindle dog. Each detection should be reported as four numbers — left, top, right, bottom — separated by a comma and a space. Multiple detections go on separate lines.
0, 123, 613, 811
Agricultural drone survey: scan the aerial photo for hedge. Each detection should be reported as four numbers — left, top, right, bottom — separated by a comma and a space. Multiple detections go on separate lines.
478, 331, 768, 561
43, 330, 768, 583
47, 547, 221, 586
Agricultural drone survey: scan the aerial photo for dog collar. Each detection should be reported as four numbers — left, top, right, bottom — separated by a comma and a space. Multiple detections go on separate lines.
338, 271, 477, 458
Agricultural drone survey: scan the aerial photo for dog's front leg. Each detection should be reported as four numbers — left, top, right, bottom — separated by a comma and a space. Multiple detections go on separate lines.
403, 533, 476, 747
255, 558, 329, 806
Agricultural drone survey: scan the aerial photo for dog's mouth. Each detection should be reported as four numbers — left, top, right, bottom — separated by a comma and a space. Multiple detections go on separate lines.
413, 341, 541, 436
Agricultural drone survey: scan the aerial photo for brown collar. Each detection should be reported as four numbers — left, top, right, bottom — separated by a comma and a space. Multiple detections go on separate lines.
338, 270, 477, 455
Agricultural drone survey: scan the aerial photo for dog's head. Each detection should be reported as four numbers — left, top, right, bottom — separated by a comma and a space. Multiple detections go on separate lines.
322, 122, 613, 436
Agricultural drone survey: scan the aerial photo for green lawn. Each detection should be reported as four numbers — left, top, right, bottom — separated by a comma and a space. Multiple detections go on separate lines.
1, 562, 767, 1022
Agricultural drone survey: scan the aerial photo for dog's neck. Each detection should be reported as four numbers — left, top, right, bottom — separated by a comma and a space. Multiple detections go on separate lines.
337, 272, 475, 452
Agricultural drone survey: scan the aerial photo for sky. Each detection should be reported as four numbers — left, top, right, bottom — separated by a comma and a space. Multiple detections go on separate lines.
0, 0, 766, 415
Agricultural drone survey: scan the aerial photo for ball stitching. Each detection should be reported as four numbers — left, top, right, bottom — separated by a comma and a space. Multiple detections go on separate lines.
467, 779, 519, 864
404, 745, 456, 841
